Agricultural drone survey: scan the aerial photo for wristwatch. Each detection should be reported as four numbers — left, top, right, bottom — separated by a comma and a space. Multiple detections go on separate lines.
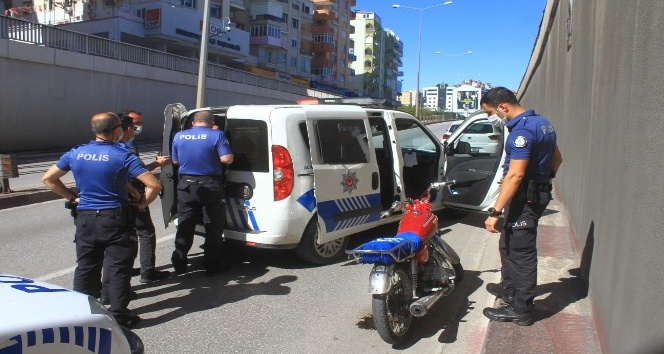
488, 207, 502, 217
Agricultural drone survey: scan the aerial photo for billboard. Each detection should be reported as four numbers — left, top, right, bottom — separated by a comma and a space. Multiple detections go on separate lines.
456, 90, 478, 110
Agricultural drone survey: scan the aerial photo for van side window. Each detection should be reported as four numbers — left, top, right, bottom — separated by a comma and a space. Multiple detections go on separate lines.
226, 119, 269, 172
315, 119, 369, 164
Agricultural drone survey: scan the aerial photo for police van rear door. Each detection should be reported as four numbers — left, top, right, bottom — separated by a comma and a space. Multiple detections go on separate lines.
304, 106, 383, 244
160, 103, 188, 227
441, 110, 505, 211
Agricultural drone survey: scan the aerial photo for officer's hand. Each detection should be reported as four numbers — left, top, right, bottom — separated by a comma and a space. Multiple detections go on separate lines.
156, 155, 172, 167
485, 216, 501, 233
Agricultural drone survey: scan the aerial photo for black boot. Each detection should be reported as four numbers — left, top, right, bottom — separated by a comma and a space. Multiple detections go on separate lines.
485, 283, 514, 304
483, 305, 534, 326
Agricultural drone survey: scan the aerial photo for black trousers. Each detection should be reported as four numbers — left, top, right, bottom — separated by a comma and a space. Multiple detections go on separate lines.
499, 190, 551, 313
74, 211, 137, 315
173, 177, 226, 270
136, 206, 158, 274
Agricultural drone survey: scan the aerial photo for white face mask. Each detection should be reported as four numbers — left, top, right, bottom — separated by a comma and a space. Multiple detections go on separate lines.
487, 114, 507, 128
134, 125, 143, 135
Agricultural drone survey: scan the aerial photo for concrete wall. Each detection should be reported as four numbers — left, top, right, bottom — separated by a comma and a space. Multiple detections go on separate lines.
0, 38, 336, 152
518, 1, 664, 353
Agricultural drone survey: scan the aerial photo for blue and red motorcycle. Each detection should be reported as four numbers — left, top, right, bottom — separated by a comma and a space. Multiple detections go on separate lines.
347, 181, 464, 344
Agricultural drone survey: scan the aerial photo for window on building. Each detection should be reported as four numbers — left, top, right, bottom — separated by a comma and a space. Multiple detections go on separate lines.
292, 3, 300, 11
282, 12, 288, 22
182, 0, 196, 9
211, 3, 222, 19
301, 58, 311, 73
251, 24, 282, 39
292, 18, 299, 29
290, 57, 297, 68
292, 38, 298, 48
276, 52, 287, 64
302, 3, 312, 15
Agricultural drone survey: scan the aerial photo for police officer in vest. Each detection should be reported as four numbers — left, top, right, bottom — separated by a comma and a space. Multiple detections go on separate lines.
479, 87, 563, 326
171, 111, 233, 276
42, 112, 162, 327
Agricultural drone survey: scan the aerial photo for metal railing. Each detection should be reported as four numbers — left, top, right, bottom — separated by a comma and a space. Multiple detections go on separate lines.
0, 15, 332, 97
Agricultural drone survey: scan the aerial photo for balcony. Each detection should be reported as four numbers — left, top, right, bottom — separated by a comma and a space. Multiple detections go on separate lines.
313, 57, 334, 67
257, 58, 286, 69
313, 10, 337, 22
313, 41, 335, 52
251, 36, 288, 50
313, 23, 335, 34
348, 53, 357, 62
300, 39, 314, 56
349, 24, 354, 34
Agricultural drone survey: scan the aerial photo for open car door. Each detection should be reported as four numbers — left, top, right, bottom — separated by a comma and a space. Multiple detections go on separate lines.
160, 103, 187, 227
442, 110, 506, 211
305, 108, 382, 244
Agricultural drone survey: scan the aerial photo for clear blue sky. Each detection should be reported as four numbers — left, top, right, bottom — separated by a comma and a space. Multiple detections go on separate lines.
354, 0, 547, 91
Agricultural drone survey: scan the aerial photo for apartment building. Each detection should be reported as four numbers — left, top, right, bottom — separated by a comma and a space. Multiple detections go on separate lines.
423, 84, 447, 111
350, 11, 403, 106
4, 0, 357, 89
310, 0, 356, 95
397, 89, 418, 107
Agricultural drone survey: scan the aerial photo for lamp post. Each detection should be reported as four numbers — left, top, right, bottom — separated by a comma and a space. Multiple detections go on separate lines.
196, 0, 232, 108
393, 1, 453, 118
435, 50, 473, 86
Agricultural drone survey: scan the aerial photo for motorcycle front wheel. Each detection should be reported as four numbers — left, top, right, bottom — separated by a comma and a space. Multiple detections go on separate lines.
372, 267, 413, 345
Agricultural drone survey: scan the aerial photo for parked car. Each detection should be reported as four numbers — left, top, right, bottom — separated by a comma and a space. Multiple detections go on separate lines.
0, 273, 143, 354
161, 102, 505, 264
441, 119, 464, 141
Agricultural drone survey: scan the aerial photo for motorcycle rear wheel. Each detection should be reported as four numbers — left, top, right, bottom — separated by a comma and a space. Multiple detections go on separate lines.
372, 267, 413, 345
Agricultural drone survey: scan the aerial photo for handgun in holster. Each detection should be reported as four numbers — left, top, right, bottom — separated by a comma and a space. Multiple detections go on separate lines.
64, 200, 78, 218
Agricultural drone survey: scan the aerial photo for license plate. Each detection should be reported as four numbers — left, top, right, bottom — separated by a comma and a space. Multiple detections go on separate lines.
470, 147, 480, 153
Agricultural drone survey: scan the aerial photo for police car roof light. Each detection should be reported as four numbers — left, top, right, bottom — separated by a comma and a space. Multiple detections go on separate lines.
295, 97, 388, 107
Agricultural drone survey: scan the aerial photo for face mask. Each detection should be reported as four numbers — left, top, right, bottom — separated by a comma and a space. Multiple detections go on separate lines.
134, 125, 143, 135
487, 114, 506, 128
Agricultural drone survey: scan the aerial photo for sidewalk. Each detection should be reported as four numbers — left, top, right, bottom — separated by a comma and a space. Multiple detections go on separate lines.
481, 190, 603, 354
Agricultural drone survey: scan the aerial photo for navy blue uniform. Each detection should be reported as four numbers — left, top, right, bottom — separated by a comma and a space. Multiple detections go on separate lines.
171, 126, 232, 273
56, 141, 147, 316
499, 109, 557, 314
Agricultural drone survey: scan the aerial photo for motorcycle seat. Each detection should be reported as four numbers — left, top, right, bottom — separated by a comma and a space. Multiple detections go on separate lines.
351, 232, 422, 265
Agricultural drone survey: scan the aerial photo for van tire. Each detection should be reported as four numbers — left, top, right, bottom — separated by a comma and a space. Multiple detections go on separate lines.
295, 218, 349, 265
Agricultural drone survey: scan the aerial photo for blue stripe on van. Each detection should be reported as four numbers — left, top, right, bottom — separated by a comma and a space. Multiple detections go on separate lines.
0, 327, 111, 354
317, 193, 381, 233
296, 189, 316, 213
245, 200, 259, 230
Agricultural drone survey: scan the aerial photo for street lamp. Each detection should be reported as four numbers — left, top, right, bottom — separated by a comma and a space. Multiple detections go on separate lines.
393, 1, 453, 118
435, 50, 472, 86
196, 0, 232, 108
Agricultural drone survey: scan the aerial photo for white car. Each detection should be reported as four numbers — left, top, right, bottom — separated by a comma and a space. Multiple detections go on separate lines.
0, 273, 143, 354
161, 102, 505, 264
441, 119, 464, 141
442, 116, 503, 155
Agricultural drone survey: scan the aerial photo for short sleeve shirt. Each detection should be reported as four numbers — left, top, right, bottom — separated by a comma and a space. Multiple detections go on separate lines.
171, 126, 232, 176
56, 141, 148, 209
503, 109, 557, 182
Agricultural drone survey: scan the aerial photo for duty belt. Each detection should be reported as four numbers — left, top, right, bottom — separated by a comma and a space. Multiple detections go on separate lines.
180, 174, 221, 183
77, 207, 123, 216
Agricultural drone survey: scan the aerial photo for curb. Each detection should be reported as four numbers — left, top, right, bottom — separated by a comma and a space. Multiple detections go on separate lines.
0, 184, 78, 211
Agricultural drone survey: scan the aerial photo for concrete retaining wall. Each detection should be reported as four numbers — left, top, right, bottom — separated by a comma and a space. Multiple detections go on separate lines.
518, 1, 664, 353
0, 38, 336, 152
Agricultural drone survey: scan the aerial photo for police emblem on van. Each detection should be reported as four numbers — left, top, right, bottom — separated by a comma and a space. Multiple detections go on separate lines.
340, 170, 359, 194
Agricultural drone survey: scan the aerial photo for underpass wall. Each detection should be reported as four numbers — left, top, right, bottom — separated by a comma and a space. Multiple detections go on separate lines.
0, 38, 336, 152
518, 1, 664, 353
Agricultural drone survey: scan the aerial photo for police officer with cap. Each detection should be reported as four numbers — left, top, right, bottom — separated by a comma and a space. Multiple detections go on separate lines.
42, 111, 162, 327
171, 110, 233, 276
479, 87, 563, 326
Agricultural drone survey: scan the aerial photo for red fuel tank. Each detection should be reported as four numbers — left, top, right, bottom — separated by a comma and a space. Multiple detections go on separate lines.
397, 208, 439, 241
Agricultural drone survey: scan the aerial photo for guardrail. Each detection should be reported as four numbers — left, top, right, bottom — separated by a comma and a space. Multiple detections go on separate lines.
0, 15, 332, 97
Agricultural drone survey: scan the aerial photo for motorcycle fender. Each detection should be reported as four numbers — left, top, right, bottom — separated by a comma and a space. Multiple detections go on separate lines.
432, 235, 461, 265
369, 264, 393, 295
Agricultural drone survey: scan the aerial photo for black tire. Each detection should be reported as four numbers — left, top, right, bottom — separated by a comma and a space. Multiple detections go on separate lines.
295, 218, 349, 265
372, 267, 414, 345
453, 262, 464, 283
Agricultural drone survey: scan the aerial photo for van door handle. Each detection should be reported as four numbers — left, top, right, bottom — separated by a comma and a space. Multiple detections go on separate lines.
372, 172, 379, 190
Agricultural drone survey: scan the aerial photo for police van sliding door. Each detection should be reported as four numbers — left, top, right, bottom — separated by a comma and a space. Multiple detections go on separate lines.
305, 110, 382, 244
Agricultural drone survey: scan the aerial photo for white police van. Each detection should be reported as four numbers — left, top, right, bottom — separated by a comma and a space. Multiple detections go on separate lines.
160, 100, 504, 264
0, 274, 143, 354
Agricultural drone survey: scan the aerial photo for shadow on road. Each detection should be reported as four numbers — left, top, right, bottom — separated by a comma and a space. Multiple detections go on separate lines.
130, 251, 297, 328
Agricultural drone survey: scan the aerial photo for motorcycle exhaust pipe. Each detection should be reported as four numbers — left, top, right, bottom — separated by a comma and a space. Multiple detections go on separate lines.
409, 286, 454, 317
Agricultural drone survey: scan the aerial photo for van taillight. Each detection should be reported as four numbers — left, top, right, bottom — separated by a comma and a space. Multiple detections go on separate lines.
272, 145, 294, 201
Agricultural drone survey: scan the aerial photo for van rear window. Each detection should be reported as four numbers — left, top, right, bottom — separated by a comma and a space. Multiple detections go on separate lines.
226, 119, 269, 172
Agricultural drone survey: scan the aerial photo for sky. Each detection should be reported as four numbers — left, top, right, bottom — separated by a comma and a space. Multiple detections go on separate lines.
354, 0, 548, 91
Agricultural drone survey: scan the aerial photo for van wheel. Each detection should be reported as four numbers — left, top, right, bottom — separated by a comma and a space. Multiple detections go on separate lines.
295, 219, 349, 265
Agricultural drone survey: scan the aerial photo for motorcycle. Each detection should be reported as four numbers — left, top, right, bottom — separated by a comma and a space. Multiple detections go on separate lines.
346, 181, 463, 345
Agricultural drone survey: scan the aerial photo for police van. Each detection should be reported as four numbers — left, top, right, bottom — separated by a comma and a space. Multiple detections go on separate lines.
0, 273, 143, 354
160, 100, 504, 264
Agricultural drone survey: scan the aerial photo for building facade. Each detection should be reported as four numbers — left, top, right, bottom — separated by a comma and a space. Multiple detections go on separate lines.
350, 11, 402, 106
423, 84, 447, 111
2, 0, 358, 90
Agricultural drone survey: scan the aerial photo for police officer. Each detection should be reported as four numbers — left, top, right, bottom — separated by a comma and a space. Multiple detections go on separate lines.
171, 111, 233, 276
121, 110, 172, 283
42, 112, 162, 327
479, 87, 563, 326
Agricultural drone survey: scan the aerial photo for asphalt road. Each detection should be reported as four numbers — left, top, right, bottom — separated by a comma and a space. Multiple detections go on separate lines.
2, 121, 506, 354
